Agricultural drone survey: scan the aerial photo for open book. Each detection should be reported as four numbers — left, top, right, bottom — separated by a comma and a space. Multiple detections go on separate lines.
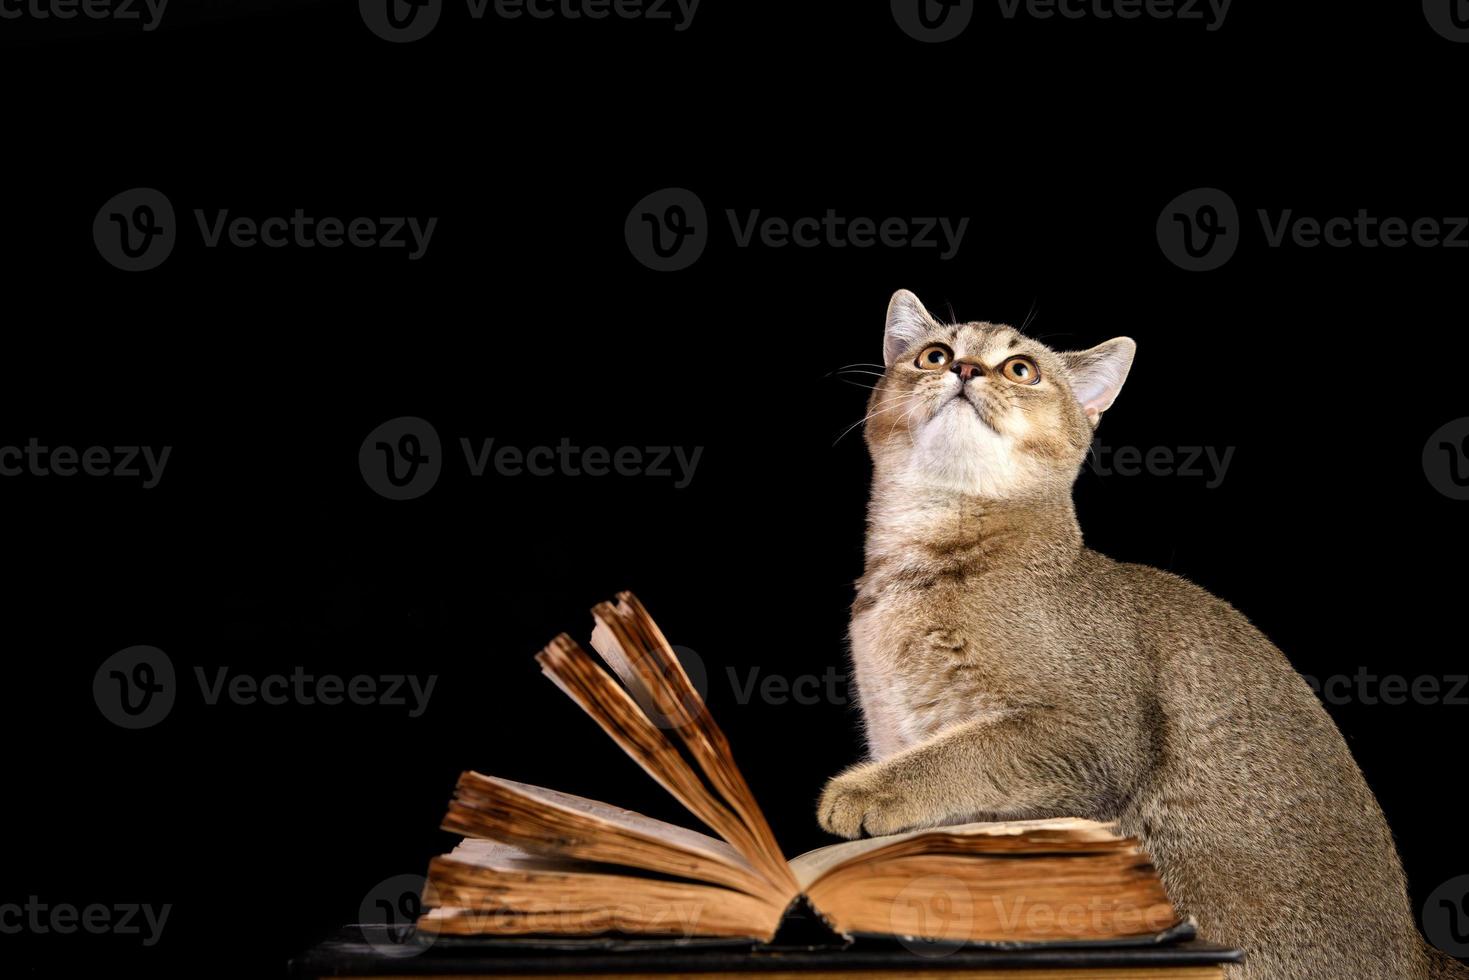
417, 593, 1183, 946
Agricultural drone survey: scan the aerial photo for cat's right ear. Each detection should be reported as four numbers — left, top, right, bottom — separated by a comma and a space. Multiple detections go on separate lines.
1062, 338, 1137, 425
884, 289, 935, 367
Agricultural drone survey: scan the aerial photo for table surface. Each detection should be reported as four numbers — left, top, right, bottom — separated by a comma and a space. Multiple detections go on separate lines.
291, 926, 1245, 977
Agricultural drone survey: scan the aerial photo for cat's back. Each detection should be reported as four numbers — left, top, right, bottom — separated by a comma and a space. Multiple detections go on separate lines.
1079, 550, 1297, 678
1082, 552, 1433, 976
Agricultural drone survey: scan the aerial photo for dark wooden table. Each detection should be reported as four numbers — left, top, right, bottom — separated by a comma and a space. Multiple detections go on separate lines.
292, 926, 1244, 979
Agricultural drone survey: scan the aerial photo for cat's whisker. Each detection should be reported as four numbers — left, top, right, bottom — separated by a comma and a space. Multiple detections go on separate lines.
895, 394, 931, 429
875, 393, 927, 438
1020, 299, 1040, 334
833, 396, 912, 446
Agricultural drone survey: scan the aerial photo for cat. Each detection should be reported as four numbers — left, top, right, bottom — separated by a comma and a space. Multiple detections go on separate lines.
817, 289, 1467, 979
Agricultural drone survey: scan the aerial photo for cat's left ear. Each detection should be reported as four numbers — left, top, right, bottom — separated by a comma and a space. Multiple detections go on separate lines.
1061, 338, 1137, 425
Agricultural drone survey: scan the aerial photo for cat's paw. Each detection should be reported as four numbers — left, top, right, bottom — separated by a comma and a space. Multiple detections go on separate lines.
817, 764, 929, 839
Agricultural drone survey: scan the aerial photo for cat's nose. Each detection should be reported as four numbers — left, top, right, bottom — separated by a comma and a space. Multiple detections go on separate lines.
950, 361, 983, 382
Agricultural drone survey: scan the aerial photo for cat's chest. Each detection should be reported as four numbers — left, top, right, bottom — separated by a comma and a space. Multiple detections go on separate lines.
849, 589, 1026, 756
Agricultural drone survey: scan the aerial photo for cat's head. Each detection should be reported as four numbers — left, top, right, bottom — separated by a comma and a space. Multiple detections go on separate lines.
865, 289, 1136, 501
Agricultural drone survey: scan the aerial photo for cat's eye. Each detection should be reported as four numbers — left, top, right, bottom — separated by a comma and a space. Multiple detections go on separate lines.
915, 345, 952, 370
999, 355, 1041, 385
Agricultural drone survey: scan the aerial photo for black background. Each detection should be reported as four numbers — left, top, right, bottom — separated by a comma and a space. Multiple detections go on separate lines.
2, 1, 1467, 976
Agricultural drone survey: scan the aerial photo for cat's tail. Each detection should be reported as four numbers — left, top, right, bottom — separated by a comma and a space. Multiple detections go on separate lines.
1426, 944, 1469, 979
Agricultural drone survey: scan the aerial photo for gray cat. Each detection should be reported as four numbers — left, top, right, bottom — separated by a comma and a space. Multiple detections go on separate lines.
818, 290, 1467, 979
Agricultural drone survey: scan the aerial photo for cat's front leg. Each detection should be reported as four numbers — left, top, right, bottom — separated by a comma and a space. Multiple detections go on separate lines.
818, 756, 951, 838
817, 709, 1130, 839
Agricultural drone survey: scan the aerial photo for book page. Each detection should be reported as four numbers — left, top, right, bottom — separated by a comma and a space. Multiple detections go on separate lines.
566, 594, 798, 896
791, 818, 1125, 889
443, 771, 772, 898
794, 820, 1179, 945
537, 632, 780, 898
423, 839, 788, 940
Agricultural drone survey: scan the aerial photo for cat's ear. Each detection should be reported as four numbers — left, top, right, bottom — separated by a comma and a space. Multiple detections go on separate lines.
884, 289, 936, 367
1062, 338, 1137, 424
